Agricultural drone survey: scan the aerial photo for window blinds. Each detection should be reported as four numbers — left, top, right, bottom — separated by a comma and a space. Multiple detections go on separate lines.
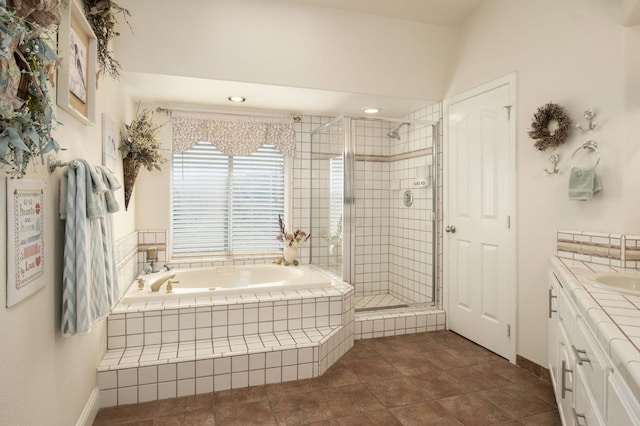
172, 142, 285, 256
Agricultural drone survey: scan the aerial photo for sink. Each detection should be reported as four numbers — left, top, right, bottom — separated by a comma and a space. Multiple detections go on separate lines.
591, 274, 640, 295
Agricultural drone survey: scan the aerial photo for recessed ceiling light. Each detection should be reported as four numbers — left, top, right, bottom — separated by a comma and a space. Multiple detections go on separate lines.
362, 107, 380, 114
228, 96, 246, 103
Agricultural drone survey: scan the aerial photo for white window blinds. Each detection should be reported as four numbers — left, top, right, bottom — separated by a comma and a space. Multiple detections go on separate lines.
172, 142, 285, 256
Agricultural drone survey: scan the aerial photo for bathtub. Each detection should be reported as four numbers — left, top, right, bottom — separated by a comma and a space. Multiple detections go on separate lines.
122, 264, 339, 304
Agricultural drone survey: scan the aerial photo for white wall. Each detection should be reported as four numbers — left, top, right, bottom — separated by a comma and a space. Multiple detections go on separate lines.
0, 77, 132, 424
445, 0, 635, 365
115, 0, 457, 101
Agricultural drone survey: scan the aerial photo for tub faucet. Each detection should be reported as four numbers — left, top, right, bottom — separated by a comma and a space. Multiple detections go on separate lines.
150, 274, 175, 292
163, 264, 173, 271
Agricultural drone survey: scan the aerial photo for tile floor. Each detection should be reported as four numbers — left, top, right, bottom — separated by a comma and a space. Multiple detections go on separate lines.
93, 331, 560, 426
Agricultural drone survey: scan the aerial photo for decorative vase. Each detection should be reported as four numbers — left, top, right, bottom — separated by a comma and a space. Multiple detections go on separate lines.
283, 246, 299, 264
123, 157, 141, 211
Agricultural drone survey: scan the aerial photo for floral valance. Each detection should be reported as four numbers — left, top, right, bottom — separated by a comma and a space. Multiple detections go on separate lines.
171, 112, 296, 157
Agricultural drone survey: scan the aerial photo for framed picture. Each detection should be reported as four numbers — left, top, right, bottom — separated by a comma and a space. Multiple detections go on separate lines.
102, 113, 118, 171
7, 178, 46, 307
57, 0, 97, 125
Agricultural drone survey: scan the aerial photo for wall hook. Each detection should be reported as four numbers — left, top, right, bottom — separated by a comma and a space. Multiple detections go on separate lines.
575, 109, 597, 133
544, 154, 560, 175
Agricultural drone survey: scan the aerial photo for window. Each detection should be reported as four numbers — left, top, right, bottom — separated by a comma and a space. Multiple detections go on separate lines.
171, 142, 285, 256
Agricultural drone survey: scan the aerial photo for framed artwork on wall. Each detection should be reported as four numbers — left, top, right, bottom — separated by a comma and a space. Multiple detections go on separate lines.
57, 0, 97, 125
102, 113, 118, 171
6, 178, 46, 307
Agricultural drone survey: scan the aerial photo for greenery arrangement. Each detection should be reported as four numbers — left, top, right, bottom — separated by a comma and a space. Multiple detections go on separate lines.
528, 103, 572, 152
0, 1, 60, 178
82, 0, 130, 79
120, 107, 166, 209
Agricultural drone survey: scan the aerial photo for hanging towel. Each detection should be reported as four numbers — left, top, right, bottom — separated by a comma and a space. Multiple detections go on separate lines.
568, 167, 602, 201
61, 161, 120, 336
97, 166, 121, 306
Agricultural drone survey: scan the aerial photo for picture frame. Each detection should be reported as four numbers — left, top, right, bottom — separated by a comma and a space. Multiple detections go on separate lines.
57, 0, 97, 125
6, 178, 47, 307
102, 113, 118, 171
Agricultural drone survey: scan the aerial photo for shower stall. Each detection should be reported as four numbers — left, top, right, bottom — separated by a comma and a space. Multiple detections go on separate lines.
310, 116, 438, 311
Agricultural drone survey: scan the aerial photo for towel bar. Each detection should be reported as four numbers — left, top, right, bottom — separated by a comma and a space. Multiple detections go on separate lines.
571, 140, 600, 169
47, 153, 80, 172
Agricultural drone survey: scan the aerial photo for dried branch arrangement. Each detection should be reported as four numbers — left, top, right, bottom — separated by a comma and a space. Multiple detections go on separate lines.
277, 214, 311, 248
83, 0, 130, 79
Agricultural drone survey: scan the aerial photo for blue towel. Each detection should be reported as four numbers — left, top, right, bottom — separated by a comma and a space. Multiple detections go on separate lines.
569, 167, 602, 201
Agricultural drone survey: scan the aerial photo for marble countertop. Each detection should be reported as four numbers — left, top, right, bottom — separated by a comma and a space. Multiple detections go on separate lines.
551, 256, 640, 402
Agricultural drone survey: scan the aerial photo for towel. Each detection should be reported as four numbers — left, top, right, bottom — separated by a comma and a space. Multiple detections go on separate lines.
61, 161, 121, 336
97, 166, 121, 213
569, 167, 602, 201
97, 166, 121, 305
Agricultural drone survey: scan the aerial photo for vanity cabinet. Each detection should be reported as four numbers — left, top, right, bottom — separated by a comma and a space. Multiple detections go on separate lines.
548, 270, 640, 426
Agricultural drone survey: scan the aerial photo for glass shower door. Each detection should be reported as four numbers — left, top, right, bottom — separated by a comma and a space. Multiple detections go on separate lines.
310, 117, 347, 279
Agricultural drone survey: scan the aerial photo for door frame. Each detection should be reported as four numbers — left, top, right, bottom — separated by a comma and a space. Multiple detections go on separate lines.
442, 73, 518, 363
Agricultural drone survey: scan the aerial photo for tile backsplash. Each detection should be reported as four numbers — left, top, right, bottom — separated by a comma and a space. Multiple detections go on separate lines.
557, 230, 640, 268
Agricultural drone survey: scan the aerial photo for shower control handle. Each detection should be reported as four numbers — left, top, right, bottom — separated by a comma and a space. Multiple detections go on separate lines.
445, 225, 456, 234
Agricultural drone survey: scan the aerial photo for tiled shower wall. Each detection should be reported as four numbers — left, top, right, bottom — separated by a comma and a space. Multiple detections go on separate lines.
388, 105, 440, 304
353, 120, 393, 297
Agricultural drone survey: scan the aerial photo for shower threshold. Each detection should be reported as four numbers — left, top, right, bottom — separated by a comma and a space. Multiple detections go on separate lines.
355, 293, 409, 311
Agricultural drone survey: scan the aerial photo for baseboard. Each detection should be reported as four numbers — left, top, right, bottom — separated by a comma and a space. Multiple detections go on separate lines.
516, 355, 551, 382
76, 387, 100, 426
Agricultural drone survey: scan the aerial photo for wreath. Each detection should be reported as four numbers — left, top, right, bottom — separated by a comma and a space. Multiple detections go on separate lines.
528, 103, 572, 151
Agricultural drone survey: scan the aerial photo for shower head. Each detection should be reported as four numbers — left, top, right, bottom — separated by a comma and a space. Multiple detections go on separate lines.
387, 122, 409, 140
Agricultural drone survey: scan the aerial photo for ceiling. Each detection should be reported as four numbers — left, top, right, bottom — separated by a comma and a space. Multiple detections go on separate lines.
285, 0, 486, 27
122, 0, 485, 117
122, 73, 433, 118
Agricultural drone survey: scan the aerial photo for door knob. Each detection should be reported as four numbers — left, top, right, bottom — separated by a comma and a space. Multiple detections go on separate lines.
445, 225, 456, 233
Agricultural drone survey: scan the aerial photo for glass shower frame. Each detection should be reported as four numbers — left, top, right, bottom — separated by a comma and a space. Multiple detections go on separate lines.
310, 115, 439, 307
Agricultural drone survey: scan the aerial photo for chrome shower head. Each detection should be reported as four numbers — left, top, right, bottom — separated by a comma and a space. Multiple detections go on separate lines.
387, 122, 409, 140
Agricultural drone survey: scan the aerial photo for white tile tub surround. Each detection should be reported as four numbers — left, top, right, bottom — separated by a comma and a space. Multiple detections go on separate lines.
98, 276, 354, 407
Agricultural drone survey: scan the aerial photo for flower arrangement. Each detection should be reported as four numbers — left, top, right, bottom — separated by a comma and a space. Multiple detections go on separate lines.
276, 214, 310, 247
0, 1, 61, 178
276, 214, 310, 266
120, 107, 166, 209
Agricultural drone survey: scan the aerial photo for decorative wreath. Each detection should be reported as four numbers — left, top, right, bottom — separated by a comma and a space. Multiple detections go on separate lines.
528, 103, 572, 151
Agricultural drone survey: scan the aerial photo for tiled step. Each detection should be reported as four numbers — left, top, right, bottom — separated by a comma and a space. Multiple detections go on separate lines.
355, 307, 446, 339
97, 325, 354, 407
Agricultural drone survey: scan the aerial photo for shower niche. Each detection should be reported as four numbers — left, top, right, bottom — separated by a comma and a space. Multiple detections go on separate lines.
310, 115, 438, 311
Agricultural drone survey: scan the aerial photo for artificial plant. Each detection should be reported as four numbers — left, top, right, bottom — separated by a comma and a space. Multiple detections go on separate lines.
0, 0, 61, 178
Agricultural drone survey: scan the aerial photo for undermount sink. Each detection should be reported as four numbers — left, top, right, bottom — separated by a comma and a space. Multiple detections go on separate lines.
591, 274, 640, 295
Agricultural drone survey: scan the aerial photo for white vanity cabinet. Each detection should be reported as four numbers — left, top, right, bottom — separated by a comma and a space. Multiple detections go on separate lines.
548, 270, 640, 426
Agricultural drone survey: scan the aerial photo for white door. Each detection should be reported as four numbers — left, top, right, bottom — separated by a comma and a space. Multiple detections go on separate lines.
444, 77, 516, 361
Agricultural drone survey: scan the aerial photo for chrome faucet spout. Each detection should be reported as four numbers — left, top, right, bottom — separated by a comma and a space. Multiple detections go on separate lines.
150, 274, 176, 292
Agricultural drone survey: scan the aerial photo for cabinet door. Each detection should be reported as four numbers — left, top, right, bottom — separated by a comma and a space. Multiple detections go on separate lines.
574, 368, 605, 426
575, 316, 607, 415
548, 272, 560, 391
558, 324, 575, 425
606, 370, 640, 425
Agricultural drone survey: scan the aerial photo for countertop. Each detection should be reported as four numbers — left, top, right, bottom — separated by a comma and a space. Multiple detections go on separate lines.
551, 256, 640, 402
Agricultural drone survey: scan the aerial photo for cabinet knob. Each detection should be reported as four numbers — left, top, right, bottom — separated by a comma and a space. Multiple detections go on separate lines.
445, 225, 456, 233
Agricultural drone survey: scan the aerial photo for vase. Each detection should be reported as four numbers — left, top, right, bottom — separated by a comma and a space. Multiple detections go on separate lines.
123, 157, 141, 211
283, 246, 299, 264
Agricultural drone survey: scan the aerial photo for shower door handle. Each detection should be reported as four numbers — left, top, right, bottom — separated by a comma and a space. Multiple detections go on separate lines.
445, 225, 456, 234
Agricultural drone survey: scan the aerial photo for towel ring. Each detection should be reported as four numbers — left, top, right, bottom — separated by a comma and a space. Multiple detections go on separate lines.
571, 140, 600, 169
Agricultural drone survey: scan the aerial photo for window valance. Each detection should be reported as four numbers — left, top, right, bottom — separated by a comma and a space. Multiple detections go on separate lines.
171, 111, 296, 157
